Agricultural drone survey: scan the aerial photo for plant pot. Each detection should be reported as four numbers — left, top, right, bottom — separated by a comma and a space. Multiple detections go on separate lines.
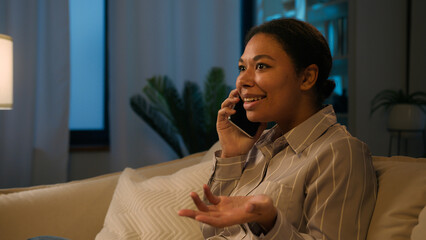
387, 104, 426, 130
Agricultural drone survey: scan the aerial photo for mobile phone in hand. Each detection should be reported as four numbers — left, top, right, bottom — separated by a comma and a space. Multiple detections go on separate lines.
228, 99, 260, 138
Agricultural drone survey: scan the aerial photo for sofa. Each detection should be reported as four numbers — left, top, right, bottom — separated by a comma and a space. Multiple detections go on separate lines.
0, 142, 425, 240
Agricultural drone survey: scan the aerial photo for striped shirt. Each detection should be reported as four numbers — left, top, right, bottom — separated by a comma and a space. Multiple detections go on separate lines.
202, 105, 377, 240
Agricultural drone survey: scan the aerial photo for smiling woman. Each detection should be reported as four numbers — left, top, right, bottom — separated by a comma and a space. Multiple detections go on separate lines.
179, 18, 377, 240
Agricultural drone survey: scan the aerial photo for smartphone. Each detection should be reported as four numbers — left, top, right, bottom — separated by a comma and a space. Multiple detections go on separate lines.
228, 99, 260, 138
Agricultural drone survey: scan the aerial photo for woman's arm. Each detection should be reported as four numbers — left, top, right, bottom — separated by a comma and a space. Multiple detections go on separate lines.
208, 89, 266, 197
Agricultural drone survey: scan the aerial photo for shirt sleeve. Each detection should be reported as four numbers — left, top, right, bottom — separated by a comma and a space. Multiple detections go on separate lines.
207, 150, 247, 197
258, 137, 377, 240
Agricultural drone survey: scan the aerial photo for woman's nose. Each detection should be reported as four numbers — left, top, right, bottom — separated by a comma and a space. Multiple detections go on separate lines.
236, 69, 255, 89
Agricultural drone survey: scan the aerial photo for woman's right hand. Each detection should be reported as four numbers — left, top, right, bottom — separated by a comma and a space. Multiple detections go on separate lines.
217, 89, 266, 158
178, 185, 277, 232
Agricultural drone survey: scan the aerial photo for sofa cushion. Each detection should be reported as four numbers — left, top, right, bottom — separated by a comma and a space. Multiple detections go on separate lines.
0, 174, 119, 240
367, 156, 426, 240
411, 205, 426, 240
96, 160, 213, 240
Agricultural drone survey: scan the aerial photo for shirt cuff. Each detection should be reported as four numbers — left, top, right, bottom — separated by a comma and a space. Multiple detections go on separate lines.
211, 150, 246, 181
261, 211, 297, 240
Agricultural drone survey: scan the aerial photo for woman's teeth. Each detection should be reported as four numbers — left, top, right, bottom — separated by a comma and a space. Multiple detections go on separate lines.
243, 96, 265, 102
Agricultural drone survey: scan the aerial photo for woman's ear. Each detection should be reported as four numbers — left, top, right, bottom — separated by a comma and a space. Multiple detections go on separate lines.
300, 64, 318, 91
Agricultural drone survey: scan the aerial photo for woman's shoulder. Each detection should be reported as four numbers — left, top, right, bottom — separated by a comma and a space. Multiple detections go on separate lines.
317, 123, 370, 155
305, 124, 372, 179
326, 123, 363, 142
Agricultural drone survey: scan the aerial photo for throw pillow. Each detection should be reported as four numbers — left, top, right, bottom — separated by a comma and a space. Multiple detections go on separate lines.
95, 161, 212, 240
411, 205, 426, 240
367, 156, 426, 240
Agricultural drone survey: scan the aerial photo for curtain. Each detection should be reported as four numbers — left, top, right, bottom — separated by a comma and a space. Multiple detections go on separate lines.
0, 0, 70, 188
108, 0, 241, 171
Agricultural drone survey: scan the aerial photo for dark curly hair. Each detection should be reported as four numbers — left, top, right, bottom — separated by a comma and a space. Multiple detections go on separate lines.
245, 18, 335, 104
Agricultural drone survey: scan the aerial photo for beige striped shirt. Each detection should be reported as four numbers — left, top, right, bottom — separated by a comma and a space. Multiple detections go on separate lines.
202, 105, 377, 240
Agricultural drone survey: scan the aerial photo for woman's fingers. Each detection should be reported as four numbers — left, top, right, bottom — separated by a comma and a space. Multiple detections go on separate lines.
221, 89, 239, 108
228, 88, 240, 99
217, 107, 236, 123
177, 209, 197, 218
203, 184, 221, 205
218, 89, 239, 124
190, 191, 210, 212
180, 186, 220, 218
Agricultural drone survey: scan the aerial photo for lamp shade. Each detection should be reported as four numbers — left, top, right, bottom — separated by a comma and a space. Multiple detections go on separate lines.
0, 34, 13, 110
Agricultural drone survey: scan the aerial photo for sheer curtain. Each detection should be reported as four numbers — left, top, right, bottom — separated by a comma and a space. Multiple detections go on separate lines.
0, 0, 70, 188
108, 0, 241, 171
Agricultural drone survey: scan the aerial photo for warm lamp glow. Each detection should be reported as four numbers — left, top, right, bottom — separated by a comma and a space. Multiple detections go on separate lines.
0, 34, 13, 110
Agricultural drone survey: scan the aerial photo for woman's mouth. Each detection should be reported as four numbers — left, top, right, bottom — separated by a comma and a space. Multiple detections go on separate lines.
243, 96, 266, 102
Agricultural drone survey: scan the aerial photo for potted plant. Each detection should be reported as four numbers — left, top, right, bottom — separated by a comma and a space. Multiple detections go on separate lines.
130, 67, 231, 158
370, 89, 426, 130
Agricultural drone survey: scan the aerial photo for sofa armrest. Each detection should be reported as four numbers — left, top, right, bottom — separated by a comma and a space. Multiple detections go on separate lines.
0, 173, 120, 240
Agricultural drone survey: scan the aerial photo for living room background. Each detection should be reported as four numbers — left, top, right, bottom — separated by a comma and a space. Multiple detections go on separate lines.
0, 0, 424, 188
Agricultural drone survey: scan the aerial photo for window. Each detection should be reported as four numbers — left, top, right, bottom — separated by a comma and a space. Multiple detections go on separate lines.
69, 0, 109, 148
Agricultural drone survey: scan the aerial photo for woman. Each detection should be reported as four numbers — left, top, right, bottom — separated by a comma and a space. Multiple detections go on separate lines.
179, 18, 376, 240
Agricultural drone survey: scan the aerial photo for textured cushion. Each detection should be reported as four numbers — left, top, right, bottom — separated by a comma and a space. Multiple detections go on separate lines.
367, 156, 426, 240
411, 205, 426, 240
95, 160, 212, 240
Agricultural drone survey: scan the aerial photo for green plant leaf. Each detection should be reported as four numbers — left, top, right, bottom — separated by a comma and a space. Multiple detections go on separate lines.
130, 67, 232, 156
204, 67, 232, 145
179, 81, 207, 153
143, 76, 183, 123
370, 89, 426, 116
409, 91, 426, 103
129, 94, 183, 157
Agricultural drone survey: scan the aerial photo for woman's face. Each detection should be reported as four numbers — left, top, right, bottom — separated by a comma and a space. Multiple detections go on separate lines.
237, 33, 307, 130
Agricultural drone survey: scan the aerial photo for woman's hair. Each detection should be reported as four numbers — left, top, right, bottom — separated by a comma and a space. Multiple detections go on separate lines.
245, 18, 335, 104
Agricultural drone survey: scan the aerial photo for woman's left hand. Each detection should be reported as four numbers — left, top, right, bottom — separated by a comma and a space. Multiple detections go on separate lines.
178, 184, 277, 232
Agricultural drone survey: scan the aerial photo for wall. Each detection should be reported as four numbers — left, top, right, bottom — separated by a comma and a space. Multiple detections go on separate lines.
408, 0, 426, 156
349, 0, 425, 157
69, 150, 110, 180
410, 0, 426, 93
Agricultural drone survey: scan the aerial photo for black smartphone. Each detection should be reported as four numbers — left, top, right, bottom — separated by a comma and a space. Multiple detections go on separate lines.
228, 99, 260, 138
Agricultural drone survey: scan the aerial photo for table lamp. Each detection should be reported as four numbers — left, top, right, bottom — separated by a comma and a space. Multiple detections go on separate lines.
0, 34, 13, 110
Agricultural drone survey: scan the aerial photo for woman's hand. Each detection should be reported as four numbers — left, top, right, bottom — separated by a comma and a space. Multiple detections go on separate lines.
217, 89, 267, 158
178, 185, 277, 232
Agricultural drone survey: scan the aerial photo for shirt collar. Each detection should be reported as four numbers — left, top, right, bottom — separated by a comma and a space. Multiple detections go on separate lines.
256, 105, 337, 155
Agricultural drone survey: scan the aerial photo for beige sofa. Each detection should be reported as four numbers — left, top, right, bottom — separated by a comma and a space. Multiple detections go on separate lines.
0, 142, 425, 240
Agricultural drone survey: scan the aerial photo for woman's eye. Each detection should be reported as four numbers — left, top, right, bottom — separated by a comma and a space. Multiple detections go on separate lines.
256, 63, 268, 70
238, 65, 246, 72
